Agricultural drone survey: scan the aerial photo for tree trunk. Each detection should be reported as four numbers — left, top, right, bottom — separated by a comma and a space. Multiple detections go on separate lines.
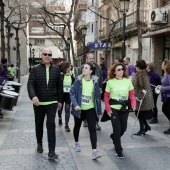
0, 1, 5, 59
16, 28, 20, 83
137, 0, 142, 60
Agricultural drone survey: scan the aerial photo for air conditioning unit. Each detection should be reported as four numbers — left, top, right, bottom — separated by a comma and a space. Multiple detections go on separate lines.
151, 8, 168, 24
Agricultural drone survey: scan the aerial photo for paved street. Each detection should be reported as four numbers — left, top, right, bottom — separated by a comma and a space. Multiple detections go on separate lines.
0, 75, 170, 170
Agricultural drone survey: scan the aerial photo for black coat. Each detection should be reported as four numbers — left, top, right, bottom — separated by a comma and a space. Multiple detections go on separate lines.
27, 63, 63, 103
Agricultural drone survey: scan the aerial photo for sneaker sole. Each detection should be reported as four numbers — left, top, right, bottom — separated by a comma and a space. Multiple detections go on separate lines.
92, 154, 102, 160
117, 156, 124, 159
74, 146, 81, 152
116, 153, 124, 159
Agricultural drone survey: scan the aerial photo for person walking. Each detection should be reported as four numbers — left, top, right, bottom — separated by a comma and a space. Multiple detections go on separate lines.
0, 58, 13, 81
78, 53, 102, 130
58, 62, 75, 132
27, 48, 63, 160
133, 60, 154, 136
100, 63, 107, 100
146, 62, 161, 124
156, 59, 170, 134
104, 63, 136, 159
70, 63, 102, 160
123, 57, 136, 78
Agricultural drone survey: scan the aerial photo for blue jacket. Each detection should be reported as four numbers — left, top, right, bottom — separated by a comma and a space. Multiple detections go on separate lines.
70, 74, 102, 118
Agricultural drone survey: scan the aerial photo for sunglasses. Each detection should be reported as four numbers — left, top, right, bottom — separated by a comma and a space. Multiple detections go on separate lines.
43, 53, 52, 56
116, 68, 124, 71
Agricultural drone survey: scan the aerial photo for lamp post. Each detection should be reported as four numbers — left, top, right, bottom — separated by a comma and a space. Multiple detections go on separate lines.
67, 37, 70, 61
81, 26, 87, 63
119, 0, 130, 59
29, 42, 32, 72
32, 48, 35, 66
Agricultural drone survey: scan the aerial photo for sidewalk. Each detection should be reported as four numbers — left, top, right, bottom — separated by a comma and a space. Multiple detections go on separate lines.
0, 75, 170, 170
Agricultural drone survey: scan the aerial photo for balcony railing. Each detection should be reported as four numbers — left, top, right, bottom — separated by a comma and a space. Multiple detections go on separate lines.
110, 10, 149, 36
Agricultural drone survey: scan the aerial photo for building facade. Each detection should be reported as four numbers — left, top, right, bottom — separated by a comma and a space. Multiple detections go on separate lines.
74, 0, 99, 66
29, 0, 68, 66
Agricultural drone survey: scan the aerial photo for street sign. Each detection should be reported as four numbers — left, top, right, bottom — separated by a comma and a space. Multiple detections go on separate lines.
88, 42, 112, 50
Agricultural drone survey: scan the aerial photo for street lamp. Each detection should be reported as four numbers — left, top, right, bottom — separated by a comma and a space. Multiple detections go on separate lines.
119, 0, 130, 59
29, 42, 32, 72
32, 48, 35, 65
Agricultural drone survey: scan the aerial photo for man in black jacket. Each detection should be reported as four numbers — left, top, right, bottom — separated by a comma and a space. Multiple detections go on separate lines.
27, 48, 63, 160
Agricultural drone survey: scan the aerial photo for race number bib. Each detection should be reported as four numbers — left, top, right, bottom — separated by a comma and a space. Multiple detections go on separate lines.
63, 85, 71, 93
82, 95, 91, 105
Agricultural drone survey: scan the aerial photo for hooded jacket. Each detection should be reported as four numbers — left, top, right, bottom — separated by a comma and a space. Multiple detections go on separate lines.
70, 74, 102, 118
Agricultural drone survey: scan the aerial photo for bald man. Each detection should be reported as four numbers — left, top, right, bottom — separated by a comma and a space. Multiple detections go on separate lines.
27, 48, 63, 160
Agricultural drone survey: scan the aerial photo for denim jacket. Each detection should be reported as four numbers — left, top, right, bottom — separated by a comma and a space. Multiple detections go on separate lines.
70, 74, 102, 118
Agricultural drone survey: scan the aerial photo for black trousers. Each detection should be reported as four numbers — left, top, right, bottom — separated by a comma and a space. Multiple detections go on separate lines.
138, 118, 149, 131
152, 92, 159, 119
111, 108, 129, 154
162, 97, 170, 121
33, 103, 57, 152
73, 108, 97, 149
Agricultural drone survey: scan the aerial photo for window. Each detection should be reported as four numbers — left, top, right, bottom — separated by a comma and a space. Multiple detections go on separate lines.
32, 15, 43, 21
31, 2, 44, 8
163, 0, 170, 6
31, 27, 44, 33
34, 39, 45, 45
54, 39, 64, 45
92, 0, 94, 6
48, 25, 64, 32
47, 0, 63, 6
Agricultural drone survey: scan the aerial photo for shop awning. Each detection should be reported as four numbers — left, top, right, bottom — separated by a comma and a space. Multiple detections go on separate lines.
142, 27, 170, 38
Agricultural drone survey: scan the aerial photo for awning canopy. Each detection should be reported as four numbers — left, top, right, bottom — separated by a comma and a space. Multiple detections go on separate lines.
142, 27, 170, 38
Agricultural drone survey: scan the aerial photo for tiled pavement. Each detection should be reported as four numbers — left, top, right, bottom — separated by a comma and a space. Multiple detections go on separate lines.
0, 75, 170, 170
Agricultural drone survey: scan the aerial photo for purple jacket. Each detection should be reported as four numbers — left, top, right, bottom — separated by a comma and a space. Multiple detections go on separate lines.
102, 68, 107, 81
147, 70, 161, 91
0, 65, 9, 79
127, 65, 136, 76
161, 73, 170, 102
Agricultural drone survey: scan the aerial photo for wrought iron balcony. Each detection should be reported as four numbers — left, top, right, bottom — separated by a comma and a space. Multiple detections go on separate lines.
110, 10, 149, 37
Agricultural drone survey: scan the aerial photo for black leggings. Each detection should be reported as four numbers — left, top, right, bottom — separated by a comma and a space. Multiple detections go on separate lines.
73, 108, 97, 149
162, 97, 170, 121
111, 108, 129, 154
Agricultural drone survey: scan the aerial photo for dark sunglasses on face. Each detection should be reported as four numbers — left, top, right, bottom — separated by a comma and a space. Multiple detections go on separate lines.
116, 68, 124, 71
43, 53, 52, 56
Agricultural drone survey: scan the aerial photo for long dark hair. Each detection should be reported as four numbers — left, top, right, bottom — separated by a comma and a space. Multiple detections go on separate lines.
61, 62, 71, 74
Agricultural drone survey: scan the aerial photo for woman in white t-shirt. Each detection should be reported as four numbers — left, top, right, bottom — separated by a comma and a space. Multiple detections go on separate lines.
104, 63, 136, 159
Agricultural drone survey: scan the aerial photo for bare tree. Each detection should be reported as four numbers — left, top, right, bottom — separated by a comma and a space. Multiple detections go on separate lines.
0, 0, 5, 59
4, 0, 31, 82
137, 0, 142, 60
29, 0, 75, 65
